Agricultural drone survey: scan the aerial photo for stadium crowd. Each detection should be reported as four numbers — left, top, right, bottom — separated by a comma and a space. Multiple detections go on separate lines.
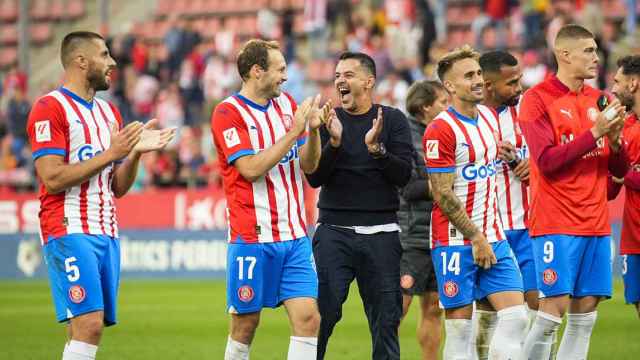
0, 0, 639, 193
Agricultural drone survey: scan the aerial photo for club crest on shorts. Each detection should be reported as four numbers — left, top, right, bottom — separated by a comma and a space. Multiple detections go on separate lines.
543, 268, 558, 285
237, 285, 255, 302
443, 280, 459, 297
68, 285, 86, 304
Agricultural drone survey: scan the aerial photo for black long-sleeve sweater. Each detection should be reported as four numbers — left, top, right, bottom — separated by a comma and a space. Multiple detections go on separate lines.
306, 104, 414, 226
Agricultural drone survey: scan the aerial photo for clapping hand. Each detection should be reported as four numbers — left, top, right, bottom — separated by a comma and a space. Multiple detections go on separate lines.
365, 107, 384, 151
133, 119, 177, 154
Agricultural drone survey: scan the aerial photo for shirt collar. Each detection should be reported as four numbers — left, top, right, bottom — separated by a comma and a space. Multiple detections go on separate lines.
235, 93, 271, 112
448, 106, 478, 126
59, 86, 93, 110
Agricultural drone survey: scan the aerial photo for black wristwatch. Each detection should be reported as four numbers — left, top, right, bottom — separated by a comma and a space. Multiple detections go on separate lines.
369, 142, 388, 159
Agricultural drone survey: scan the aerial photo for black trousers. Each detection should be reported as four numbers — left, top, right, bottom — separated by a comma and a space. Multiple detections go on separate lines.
313, 224, 402, 360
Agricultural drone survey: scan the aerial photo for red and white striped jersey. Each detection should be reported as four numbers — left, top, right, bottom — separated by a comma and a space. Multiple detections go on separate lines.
211, 92, 307, 244
423, 105, 505, 248
493, 105, 529, 231
27, 87, 122, 244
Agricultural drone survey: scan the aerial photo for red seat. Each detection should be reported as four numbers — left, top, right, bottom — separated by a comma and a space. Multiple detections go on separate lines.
65, 0, 85, 20
30, 22, 52, 45
155, 0, 173, 16
0, 45, 18, 69
0, 0, 19, 22
50, 0, 65, 21
0, 24, 18, 45
29, 0, 49, 21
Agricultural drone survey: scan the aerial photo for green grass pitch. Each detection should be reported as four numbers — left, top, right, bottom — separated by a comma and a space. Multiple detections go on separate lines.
0, 280, 637, 359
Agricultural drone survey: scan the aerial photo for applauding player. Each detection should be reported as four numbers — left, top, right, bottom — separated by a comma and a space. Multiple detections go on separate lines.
210, 39, 328, 360
519, 25, 628, 360
610, 55, 640, 319
28, 31, 174, 360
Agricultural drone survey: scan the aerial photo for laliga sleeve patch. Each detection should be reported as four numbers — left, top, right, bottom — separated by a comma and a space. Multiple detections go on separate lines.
223, 127, 241, 148
35, 120, 52, 142
426, 140, 439, 159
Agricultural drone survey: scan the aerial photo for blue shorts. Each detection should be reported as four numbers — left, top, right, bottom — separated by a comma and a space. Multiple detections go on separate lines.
431, 240, 523, 309
622, 254, 640, 304
43, 234, 120, 326
226, 237, 318, 314
531, 235, 612, 298
505, 229, 538, 292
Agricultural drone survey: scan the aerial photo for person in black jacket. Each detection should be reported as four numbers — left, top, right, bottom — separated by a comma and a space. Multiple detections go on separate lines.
307, 52, 413, 360
398, 80, 449, 360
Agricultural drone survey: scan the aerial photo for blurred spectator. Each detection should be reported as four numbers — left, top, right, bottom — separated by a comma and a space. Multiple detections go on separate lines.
215, 17, 236, 59
258, 1, 280, 40
2, 65, 28, 98
375, 70, 409, 112
7, 88, 30, 144
203, 54, 240, 106
131, 72, 159, 122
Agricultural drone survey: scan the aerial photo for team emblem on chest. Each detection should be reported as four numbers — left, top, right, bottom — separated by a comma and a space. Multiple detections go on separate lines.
282, 114, 294, 131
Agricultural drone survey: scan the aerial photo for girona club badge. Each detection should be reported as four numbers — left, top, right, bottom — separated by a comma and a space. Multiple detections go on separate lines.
68, 285, 86, 304
282, 114, 294, 131
543, 268, 558, 286
237, 285, 255, 303
443, 280, 459, 298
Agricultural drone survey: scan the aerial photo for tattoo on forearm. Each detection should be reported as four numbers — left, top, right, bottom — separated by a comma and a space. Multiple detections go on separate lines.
430, 172, 480, 239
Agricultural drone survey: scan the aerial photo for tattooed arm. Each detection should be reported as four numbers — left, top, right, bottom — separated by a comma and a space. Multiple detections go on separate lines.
430, 172, 497, 269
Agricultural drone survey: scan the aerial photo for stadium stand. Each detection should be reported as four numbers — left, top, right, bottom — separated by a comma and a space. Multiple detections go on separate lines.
1, 0, 639, 193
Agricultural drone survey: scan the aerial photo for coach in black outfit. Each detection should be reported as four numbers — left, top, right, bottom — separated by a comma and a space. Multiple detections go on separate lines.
307, 52, 413, 360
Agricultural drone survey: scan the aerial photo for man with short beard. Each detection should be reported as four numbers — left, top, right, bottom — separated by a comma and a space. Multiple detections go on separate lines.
470, 50, 540, 359
609, 55, 640, 319
27, 31, 175, 359
210, 39, 327, 360
306, 52, 413, 360
424, 45, 527, 360
519, 24, 629, 360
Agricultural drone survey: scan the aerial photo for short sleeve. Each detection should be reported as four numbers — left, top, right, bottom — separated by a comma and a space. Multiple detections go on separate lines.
211, 102, 255, 164
423, 118, 456, 173
27, 96, 68, 161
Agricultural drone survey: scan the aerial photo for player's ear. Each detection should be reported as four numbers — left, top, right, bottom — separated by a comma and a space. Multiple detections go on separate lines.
443, 79, 455, 95
630, 76, 639, 93
250, 64, 262, 80
365, 74, 375, 90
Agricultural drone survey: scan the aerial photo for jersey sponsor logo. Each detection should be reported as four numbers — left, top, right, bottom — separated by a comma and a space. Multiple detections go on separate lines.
77, 144, 102, 162
68, 285, 86, 304
426, 140, 439, 159
542, 268, 558, 286
35, 120, 51, 142
237, 285, 255, 302
282, 114, 294, 131
559, 109, 572, 119
280, 143, 300, 164
223, 127, 241, 148
461, 161, 498, 181
443, 280, 459, 297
